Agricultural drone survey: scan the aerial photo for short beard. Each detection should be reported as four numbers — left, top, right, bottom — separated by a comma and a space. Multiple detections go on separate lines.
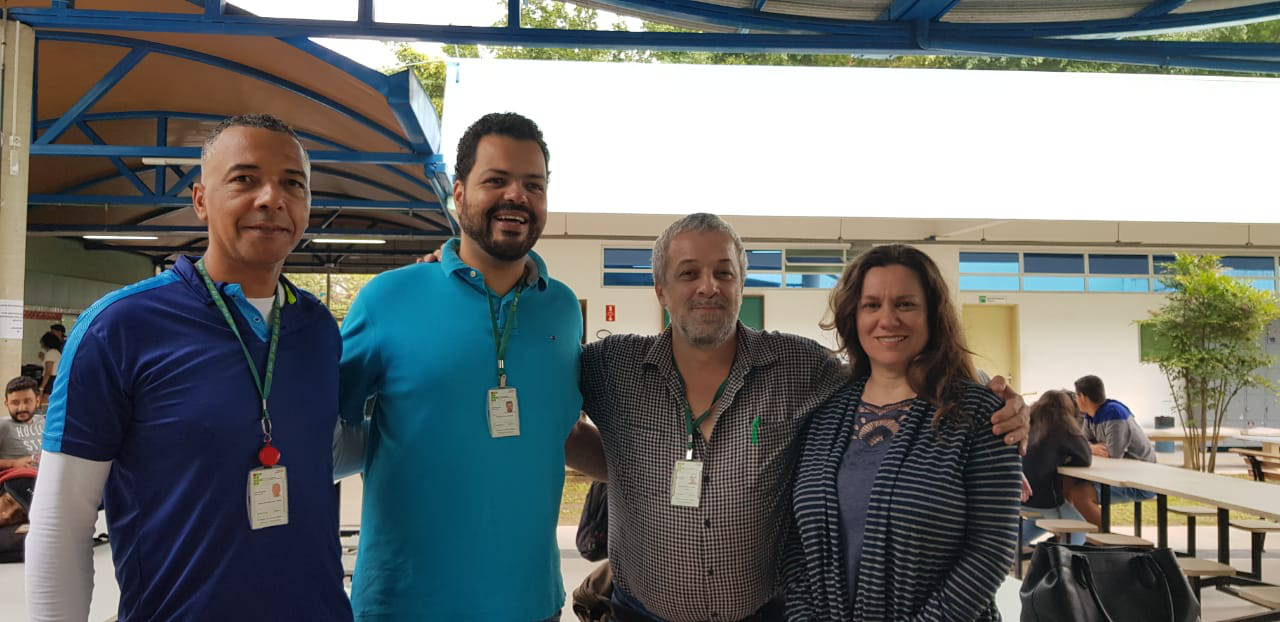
458, 199, 542, 262
673, 299, 740, 348
9, 411, 31, 423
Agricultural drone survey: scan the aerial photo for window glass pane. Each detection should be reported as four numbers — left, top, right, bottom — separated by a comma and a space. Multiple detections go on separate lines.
1247, 278, 1276, 292
1222, 256, 1276, 278
1089, 254, 1149, 275
1153, 255, 1176, 275
1153, 279, 1173, 293
746, 250, 782, 271
959, 252, 1018, 274
784, 273, 840, 289
603, 248, 652, 270
958, 275, 1019, 291
1088, 277, 1150, 292
1023, 276, 1085, 292
744, 272, 782, 288
1024, 253, 1084, 274
602, 272, 654, 287
785, 248, 844, 265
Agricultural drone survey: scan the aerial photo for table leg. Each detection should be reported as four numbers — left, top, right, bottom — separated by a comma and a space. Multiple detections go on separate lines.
1100, 484, 1111, 533
1135, 501, 1143, 538
1219, 508, 1231, 565
1157, 494, 1168, 550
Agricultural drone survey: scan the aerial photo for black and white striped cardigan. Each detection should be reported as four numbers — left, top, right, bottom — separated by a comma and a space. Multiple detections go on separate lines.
784, 377, 1022, 621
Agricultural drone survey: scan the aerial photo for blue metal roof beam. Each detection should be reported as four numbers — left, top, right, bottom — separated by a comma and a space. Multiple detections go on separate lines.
35, 46, 148, 145
14, 3, 1280, 40
32, 224, 452, 237
74, 121, 153, 196
81, 244, 449, 256
882, 0, 963, 22
29, 144, 434, 164
28, 194, 436, 210
34, 110, 437, 195
1135, 1, 1192, 18
35, 31, 412, 150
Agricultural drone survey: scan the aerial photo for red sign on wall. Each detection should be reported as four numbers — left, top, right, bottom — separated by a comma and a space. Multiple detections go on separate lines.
605, 305, 616, 322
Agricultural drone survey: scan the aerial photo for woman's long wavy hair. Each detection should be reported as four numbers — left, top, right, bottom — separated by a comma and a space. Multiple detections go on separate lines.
1029, 389, 1084, 447
823, 244, 977, 426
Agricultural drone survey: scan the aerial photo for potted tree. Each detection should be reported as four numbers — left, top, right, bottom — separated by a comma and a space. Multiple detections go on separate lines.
1141, 254, 1280, 472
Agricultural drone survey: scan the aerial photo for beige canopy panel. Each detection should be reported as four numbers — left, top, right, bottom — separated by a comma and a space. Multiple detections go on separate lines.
13, 0, 452, 272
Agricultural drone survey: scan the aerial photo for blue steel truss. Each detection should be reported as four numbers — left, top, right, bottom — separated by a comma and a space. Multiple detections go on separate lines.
16, 0, 1280, 265
7, 1, 1280, 73
26, 28, 457, 248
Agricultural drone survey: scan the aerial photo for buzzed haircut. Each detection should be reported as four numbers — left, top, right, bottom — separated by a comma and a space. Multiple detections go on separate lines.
201, 113, 307, 165
453, 112, 549, 183
1074, 375, 1107, 404
5, 376, 37, 397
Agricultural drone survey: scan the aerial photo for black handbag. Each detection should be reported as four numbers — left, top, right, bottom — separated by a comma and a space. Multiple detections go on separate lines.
576, 481, 608, 562
1020, 542, 1199, 622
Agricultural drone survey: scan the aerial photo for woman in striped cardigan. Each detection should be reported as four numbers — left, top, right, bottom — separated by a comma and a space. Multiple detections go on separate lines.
785, 244, 1022, 621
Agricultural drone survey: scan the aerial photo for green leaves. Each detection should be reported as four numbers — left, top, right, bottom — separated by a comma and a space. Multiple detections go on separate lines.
1141, 254, 1280, 470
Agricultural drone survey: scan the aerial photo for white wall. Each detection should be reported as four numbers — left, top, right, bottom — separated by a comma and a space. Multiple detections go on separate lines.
537, 236, 1178, 426
534, 238, 841, 350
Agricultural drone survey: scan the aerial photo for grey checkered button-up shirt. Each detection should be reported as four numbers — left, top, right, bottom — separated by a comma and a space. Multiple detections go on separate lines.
581, 325, 847, 622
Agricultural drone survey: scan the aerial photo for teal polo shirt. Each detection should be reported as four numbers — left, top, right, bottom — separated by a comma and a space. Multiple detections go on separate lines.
339, 239, 583, 621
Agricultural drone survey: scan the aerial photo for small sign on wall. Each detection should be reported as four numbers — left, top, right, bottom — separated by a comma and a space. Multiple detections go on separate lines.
605, 305, 616, 322
0, 300, 22, 340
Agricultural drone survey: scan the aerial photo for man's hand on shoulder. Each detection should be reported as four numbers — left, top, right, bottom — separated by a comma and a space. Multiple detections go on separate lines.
417, 248, 443, 264
987, 375, 1029, 454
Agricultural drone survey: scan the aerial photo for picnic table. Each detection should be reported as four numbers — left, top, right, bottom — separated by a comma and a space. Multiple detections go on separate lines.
1060, 456, 1280, 563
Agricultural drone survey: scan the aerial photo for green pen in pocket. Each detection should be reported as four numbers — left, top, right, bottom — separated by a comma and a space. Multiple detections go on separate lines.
750, 414, 762, 445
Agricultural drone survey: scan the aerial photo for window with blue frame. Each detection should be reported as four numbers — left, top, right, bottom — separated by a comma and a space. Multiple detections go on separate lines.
602, 248, 654, 287
1088, 254, 1150, 292
958, 252, 1020, 291
603, 246, 846, 289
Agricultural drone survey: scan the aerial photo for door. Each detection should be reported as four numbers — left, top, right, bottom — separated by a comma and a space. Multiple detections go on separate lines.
962, 304, 1020, 391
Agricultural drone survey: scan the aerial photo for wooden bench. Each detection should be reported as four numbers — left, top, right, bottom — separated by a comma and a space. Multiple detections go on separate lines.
1235, 586, 1280, 610
1230, 519, 1280, 580
1036, 518, 1097, 543
1085, 532, 1154, 548
1177, 557, 1237, 599
1168, 505, 1216, 557
1231, 448, 1280, 483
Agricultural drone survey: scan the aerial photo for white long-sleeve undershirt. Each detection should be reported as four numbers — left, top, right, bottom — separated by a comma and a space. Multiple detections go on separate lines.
25, 451, 112, 622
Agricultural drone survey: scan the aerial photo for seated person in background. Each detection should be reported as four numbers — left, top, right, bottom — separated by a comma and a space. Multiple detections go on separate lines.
0, 377, 43, 470
1068, 374, 1156, 525
1021, 390, 1092, 545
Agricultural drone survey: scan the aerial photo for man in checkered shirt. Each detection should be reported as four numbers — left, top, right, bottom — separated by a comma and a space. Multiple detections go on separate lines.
579, 213, 1028, 622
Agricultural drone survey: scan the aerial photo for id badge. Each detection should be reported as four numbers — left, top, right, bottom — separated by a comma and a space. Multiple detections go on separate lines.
487, 387, 520, 438
670, 459, 703, 507
247, 465, 289, 530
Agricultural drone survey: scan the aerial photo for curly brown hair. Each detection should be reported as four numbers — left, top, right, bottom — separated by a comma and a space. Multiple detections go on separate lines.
823, 244, 977, 426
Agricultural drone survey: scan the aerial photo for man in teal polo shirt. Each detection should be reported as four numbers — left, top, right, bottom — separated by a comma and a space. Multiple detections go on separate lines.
338, 112, 600, 621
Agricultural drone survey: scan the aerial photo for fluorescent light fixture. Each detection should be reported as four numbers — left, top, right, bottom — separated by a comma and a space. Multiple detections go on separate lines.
311, 238, 387, 245
140, 157, 201, 166
82, 235, 159, 241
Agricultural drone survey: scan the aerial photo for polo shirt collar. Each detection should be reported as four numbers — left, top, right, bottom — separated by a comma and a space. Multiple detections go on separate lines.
643, 321, 779, 375
439, 238, 549, 292
175, 256, 303, 340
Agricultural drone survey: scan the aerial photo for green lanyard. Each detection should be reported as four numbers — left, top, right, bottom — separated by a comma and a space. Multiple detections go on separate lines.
488, 284, 525, 388
196, 259, 281, 440
679, 374, 731, 459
